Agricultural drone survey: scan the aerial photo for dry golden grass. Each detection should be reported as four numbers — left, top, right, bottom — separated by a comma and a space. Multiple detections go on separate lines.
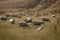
0, 0, 60, 40
0, 13, 60, 40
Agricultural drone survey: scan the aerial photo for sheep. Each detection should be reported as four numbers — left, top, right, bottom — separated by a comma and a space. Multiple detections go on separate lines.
0, 16, 7, 21
25, 17, 32, 23
9, 18, 15, 24
42, 18, 50, 22
18, 22, 29, 28
22, 13, 29, 17
52, 15, 55, 17
8, 17, 14, 19
5, 14, 13, 17
37, 26, 43, 30
5, 13, 19, 18
32, 21, 45, 26
25, 14, 29, 17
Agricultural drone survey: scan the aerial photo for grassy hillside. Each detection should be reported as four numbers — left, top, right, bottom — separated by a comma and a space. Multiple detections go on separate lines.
0, 14, 60, 40
0, 0, 60, 40
0, 0, 58, 11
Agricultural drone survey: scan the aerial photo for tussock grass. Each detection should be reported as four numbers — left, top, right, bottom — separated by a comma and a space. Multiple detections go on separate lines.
0, 14, 60, 40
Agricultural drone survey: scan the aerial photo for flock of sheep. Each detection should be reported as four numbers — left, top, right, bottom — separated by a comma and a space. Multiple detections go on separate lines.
0, 13, 56, 30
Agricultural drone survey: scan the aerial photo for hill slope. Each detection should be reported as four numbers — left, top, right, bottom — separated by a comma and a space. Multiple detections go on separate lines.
0, 0, 59, 10
0, 0, 60, 40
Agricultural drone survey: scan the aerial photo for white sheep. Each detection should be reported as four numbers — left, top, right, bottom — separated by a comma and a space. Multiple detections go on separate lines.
37, 26, 43, 30
52, 15, 55, 17
9, 18, 15, 24
25, 17, 32, 23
